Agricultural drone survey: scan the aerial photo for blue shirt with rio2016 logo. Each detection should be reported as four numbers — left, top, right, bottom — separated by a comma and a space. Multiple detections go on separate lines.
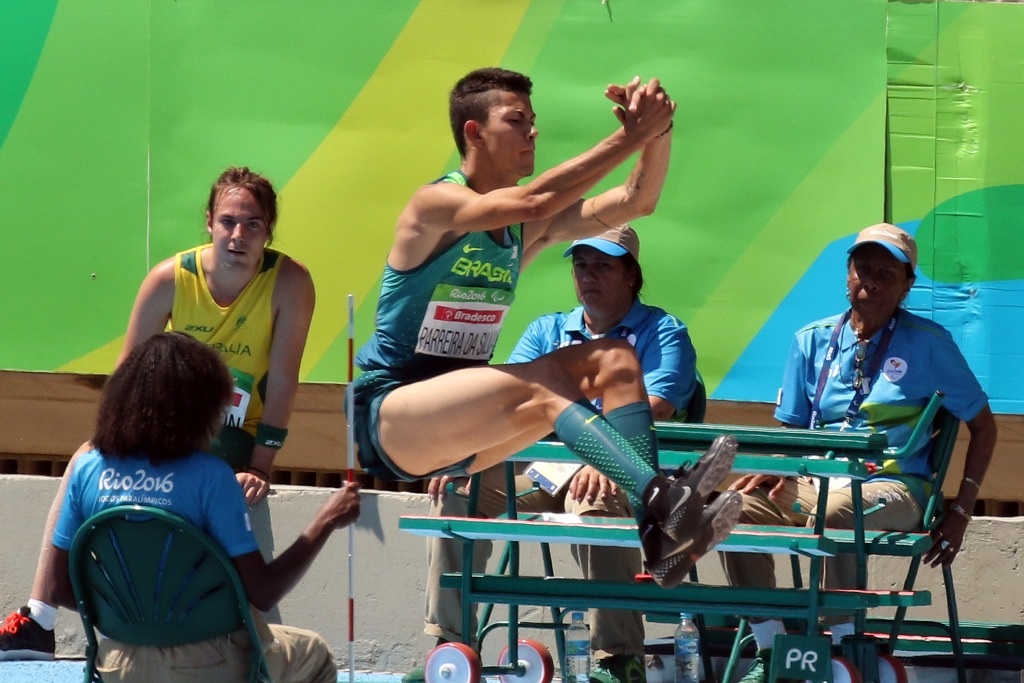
52, 448, 258, 558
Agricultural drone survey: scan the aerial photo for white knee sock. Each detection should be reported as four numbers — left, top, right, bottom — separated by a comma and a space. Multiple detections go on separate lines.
26, 599, 58, 631
750, 619, 787, 651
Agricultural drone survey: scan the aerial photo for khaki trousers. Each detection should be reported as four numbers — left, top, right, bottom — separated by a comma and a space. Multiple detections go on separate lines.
424, 464, 644, 659
96, 610, 336, 683
719, 478, 922, 625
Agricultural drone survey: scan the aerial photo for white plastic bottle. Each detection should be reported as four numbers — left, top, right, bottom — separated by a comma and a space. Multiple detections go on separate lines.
565, 611, 591, 683
674, 612, 700, 683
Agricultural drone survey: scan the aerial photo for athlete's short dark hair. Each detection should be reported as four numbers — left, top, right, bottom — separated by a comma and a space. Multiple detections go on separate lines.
206, 166, 279, 244
449, 67, 533, 158
92, 332, 234, 465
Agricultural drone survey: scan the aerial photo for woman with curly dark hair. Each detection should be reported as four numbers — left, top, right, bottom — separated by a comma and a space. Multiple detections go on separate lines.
92, 331, 234, 464
43, 332, 360, 683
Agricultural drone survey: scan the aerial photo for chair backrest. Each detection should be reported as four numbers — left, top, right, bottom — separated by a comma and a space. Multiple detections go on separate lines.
68, 504, 271, 682
921, 406, 961, 529
679, 369, 707, 424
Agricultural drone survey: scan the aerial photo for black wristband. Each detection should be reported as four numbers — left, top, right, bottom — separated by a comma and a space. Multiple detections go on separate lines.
255, 422, 288, 449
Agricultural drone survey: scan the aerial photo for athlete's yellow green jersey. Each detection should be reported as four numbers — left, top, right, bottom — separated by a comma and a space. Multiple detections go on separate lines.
171, 245, 280, 446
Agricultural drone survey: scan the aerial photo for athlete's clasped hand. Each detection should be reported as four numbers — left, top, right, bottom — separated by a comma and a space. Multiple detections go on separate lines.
605, 76, 676, 140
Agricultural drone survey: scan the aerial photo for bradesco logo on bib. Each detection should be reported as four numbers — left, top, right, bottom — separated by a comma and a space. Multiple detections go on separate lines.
416, 284, 514, 360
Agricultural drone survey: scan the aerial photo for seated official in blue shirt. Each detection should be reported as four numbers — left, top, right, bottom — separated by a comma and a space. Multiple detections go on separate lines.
721, 224, 998, 683
417, 225, 732, 683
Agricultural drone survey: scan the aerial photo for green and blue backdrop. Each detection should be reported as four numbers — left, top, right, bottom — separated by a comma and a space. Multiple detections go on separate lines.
2, 0, 1022, 412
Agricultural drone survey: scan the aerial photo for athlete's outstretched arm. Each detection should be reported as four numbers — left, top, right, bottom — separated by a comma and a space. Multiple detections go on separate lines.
406, 79, 673, 237
233, 482, 360, 611
528, 131, 672, 260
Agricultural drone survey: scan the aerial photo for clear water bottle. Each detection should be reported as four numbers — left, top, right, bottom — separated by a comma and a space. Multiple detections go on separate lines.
565, 611, 591, 683
674, 612, 700, 683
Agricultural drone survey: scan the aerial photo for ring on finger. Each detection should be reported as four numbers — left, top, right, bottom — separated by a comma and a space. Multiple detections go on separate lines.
940, 539, 951, 550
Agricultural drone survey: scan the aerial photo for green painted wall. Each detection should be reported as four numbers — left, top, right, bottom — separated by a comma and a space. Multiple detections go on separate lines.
2, 0, 1022, 412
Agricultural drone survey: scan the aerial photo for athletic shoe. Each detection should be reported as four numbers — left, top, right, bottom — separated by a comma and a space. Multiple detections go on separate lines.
644, 491, 742, 588
0, 606, 55, 661
650, 435, 738, 543
590, 654, 646, 683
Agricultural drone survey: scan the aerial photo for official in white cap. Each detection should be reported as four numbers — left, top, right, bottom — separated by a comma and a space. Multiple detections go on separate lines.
721, 221, 997, 683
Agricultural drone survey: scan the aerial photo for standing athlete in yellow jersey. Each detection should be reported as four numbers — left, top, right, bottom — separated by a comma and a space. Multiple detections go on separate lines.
125, 167, 315, 494
0, 167, 317, 662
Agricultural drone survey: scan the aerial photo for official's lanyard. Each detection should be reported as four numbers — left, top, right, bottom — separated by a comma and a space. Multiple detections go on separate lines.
568, 326, 631, 343
808, 309, 898, 430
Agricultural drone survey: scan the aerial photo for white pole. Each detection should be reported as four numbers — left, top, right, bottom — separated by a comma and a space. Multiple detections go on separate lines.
346, 293, 356, 683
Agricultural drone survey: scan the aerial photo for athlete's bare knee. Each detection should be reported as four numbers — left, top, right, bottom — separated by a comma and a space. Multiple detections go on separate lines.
531, 339, 641, 399
594, 339, 642, 384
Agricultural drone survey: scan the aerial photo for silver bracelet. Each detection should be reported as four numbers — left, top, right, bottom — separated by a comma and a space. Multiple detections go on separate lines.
963, 476, 982, 490
950, 503, 972, 522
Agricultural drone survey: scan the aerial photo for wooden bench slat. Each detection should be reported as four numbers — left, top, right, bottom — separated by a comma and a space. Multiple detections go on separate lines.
400, 516, 931, 557
507, 425, 888, 467
762, 525, 934, 556
862, 618, 1024, 657
440, 574, 929, 620
508, 443, 872, 479
745, 524, 932, 556
400, 515, 638, 546
652, 422, 889, 456
400, 516, 839, 556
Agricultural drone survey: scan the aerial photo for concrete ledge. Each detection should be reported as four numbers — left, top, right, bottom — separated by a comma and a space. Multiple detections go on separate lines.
2, 475, 1023, 671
